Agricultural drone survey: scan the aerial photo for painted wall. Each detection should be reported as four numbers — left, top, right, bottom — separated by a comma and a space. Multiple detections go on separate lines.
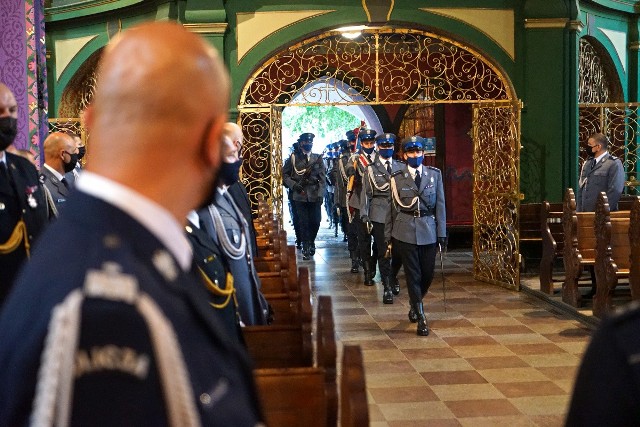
42, 0, 640, 204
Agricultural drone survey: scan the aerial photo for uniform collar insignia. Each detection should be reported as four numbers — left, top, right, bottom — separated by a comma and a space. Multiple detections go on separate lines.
152, 250, 179, 282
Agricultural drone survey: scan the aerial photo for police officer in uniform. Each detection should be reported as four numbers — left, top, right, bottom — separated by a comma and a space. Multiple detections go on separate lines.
361, 133, 397, 303
389, 136, 446, 336
578, 132, 625, 212
282, 132, 326, 260
331, 139, 352, 244
0, 82, 49, 303
199, 132, 270, 326
284, 140, 303, 248
349, 128, 377, 285
0, 23, 263, 426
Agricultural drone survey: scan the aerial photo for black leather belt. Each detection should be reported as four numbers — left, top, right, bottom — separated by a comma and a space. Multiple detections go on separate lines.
400, 209, 434, 217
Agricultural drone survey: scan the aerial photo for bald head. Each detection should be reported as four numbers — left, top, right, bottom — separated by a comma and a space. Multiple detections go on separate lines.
83, 22, 231, 220
223, 122, 243, 158
0, 83, 18, 119
43, 132, 76, 174
0, 83, 19, 152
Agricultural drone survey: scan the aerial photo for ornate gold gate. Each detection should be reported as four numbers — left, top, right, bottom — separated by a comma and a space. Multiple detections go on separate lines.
472, 101, 522, 289
237, 27, 522, 288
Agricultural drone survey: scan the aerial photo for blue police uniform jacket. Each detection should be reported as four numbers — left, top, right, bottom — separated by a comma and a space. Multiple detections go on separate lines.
390, 163, 446, 245
0, 191, 263, 426
578, 152, 625, 212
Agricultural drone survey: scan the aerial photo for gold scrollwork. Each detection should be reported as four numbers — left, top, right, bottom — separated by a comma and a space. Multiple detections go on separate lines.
472, 102, 520, 289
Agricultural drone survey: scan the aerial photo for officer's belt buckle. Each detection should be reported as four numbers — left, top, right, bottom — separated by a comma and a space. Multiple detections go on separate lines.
414, 209, 421, 218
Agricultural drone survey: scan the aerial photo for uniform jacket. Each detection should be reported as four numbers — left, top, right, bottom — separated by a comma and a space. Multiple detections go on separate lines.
347, 152, 373, 211
566, 301, 640, 426
578, 152, 625, 212
361, 154, 394, 226
41, 165, 71, 209
0, 152, 48, 301
331, 153, 351, 208
0, 192, 263, 426
389, 163, 446, 245
227, 181, 258, 257
199, 191, 269, 326
186, 219, 244, 348
282, 151, 326, 202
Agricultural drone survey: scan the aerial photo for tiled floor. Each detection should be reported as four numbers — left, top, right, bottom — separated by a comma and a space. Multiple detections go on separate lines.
295, 225, 593, 426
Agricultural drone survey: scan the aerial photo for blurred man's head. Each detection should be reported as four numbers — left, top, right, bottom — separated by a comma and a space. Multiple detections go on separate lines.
0, 83, 18, 152
83, 22, 230, 219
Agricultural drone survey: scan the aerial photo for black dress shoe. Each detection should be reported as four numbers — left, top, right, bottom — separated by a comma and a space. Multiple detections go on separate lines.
309, 243, 316, 256
382, 280, 393, 304
408, 307, 418, 323
390, 277, 400, 296
413, 302, 429, 336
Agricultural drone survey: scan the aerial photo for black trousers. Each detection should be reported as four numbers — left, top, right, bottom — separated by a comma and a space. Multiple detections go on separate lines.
293, 200, 322, 242
339, 205, 350, 237
355, 212, 372, 264
346, 208, 359, 253
371, 221, 390, 281
289, 193, 301, 242
393, 239, 437, 305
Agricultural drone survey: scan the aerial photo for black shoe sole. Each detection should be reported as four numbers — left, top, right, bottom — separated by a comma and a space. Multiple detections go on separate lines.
417, 328, 429, 336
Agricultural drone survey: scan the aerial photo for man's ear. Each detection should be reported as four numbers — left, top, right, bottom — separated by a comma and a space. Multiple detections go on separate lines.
204, 115, 227, 169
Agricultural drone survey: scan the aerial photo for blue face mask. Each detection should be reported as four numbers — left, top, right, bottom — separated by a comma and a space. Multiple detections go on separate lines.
406, 155, 424, 168
362, 146, 375, 155
301, 143, 313, 152
378, 148, 393, 159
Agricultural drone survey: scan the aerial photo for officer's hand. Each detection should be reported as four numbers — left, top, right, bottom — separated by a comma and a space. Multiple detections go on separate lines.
293, 182, 304, 192
361, 216, 373, 234
437, 237, 447, 250
384, 241, 392, 258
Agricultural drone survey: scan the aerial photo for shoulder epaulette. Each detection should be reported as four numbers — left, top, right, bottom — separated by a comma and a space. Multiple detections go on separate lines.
426, 166, 441, 172
391, 170, 403, 177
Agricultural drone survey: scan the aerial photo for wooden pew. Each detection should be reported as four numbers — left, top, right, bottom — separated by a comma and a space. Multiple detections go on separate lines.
631, 198, 640, 301
244, 267, 313, 367
562, 188, 631, 308
340, 345, 369, 427
539, 201, 564, 294
254, 295, 338, 427
519, 203, 543, 271
593, 193, 636, 317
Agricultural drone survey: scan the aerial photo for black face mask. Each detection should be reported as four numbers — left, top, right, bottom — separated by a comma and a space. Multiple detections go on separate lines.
63, 153, 78, 173
216, 158, 243, 187
77, 146, 86, 159
196, 119, 218, 211
0, 117, 18, 151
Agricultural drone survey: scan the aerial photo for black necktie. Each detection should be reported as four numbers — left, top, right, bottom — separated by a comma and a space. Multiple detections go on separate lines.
590, 158, 596, 170
0, 162, 8, 180
414, 170, 421, 188
385, 161, 391, 174
61, 177, 69, 189
367, 155, 372, 163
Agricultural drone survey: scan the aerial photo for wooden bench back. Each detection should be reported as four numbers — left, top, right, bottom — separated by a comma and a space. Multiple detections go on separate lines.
340, 345, 369, 427
519, 203, 543, 241
541, 201, 563, 253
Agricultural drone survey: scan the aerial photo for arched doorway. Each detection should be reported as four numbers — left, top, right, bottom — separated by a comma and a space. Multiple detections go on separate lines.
237, 27, 522, 289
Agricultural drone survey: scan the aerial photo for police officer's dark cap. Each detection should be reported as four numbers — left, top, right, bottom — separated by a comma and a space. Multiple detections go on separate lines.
299, 132, 315, 142
402, 136, 424, 152
338, 139, 349, 150
346, 130, 357, 141
359, 129, 377, 141
376, 133, 396, 146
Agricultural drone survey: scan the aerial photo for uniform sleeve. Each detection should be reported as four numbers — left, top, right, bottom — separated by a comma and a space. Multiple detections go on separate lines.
317, 160, 327, 196
360, 167, 371, 218
435, 170, 447, 238
607, 158, 625, 209
566, 319, 640, 427
282, 157, 295, 189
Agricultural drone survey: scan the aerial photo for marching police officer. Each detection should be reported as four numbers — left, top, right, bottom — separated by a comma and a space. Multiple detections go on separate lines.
361, 133, 397, 303
283, 132, 326, 260
389, 136, 446, 336
331, 139, 351, 243
349, 128, 377, 285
